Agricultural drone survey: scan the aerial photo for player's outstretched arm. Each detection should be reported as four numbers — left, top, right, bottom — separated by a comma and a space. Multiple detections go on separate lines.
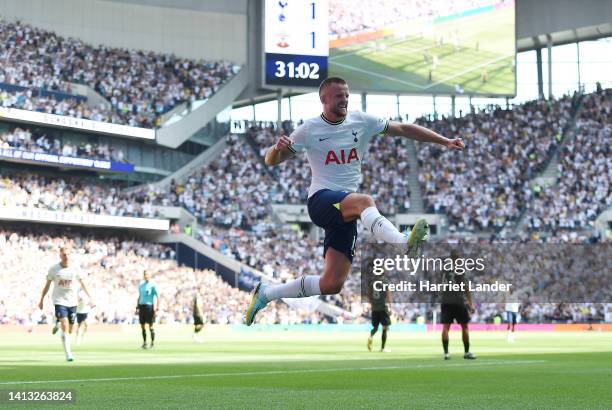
385, 122, 465, 150
38, 280, 52, 310
264, 134, 296, 166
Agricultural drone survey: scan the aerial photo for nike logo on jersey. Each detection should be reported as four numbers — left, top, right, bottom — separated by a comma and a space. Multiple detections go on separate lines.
319, 137, 330, 142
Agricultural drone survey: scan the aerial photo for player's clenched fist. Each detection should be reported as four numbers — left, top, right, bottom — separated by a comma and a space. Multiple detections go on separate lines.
447, 137, 465, 151
273, 134, 293, 152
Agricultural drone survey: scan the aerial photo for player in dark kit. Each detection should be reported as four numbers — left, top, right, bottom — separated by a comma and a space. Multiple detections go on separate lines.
368, 282, 392, 352
440, 251, 476, 360
192, 293, 205, 343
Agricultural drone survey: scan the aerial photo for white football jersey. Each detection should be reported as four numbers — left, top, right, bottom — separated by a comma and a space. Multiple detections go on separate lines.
77, 297, 91, 314
505, 302, 520, 313
290, 111, 389, 197
47, 263, 82, 307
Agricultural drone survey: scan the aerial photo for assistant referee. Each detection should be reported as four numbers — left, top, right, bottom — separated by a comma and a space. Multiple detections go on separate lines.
136, 271, 159, 349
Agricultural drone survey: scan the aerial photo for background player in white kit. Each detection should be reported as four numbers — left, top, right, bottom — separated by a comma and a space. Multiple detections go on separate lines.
76, 291, 93, 346
38, 247, 93, 361
504, 288, 524, 343
505, 302, 520, 342
246, 77, 464, 325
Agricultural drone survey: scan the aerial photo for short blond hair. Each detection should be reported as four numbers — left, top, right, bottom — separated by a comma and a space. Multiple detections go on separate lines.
318, 77, 347, 96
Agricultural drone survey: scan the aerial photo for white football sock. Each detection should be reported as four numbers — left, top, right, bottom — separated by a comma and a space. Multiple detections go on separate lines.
263, 276, 321, 301
360, 206, 406, 244
61, 330, 72, 357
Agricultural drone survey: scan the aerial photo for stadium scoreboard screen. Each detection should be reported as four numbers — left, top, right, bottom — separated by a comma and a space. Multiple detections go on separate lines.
263, 0, 329, 88
263, 0, 516, 96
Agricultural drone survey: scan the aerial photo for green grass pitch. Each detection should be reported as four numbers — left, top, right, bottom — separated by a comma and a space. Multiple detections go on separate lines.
329, 7, 515, 95
1, 328, 610, 409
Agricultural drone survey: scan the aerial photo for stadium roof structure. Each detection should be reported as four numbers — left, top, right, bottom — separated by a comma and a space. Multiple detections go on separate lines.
517, 0, 612, 50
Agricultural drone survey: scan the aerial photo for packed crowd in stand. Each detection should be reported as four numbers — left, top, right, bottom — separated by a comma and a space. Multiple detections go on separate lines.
0, 226, 319, 325
135, 135, 274, 230
416, 96, 575, 232
0, 127, 126, 162
0, 172, 155, 218
0, 19, 240, 128
524, 89, 611, 232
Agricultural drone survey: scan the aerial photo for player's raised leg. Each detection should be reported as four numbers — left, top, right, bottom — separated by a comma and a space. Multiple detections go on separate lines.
340, 193, 429, 255
246, 248, 350, 326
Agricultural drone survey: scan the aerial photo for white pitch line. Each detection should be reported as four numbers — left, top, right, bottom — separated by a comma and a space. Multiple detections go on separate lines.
0, 360, 546, 386
329, 61, 423, 88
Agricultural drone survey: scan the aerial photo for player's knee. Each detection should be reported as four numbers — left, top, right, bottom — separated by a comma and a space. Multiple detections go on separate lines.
344, 193, 375, 212
358, 194, 375, 209
320, 278, 343, 295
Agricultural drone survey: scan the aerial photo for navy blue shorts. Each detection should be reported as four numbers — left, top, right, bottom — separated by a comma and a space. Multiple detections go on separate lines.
55, 305, 77, 325
506, 311, 517, 325
307, 189, 357, 263
77, 313, 88, 324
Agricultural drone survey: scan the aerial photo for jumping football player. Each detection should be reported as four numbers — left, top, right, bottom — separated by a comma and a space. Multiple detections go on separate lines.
245, 77, 464, 325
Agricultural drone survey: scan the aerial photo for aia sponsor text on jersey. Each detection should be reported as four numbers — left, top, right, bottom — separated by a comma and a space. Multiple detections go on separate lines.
324, 148, 359, 165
